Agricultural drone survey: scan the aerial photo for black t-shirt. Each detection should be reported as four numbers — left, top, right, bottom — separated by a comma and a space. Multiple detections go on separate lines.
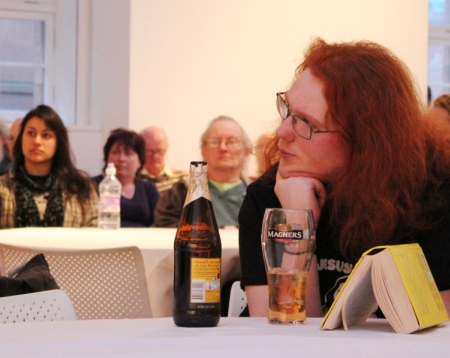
238, 177, 450, 315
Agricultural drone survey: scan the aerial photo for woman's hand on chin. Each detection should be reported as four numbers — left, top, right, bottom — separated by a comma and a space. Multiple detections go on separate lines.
275, 171, 326, 226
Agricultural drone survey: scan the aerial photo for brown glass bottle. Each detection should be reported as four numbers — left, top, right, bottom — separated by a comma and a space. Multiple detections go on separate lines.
173, 161, 222, 327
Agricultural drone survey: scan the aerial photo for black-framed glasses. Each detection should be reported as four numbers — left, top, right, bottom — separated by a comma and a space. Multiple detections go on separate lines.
276, 92, 337, 140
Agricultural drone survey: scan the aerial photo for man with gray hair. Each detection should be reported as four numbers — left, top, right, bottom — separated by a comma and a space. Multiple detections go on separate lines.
154, 115, 251, 227
140, 126, 188, 192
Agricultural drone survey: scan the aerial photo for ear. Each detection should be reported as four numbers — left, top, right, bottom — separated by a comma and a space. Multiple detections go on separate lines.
242, 146, 251, 158
201, 145, 206, 159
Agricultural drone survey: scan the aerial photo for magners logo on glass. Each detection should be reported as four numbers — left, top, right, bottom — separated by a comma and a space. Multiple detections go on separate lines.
267, 229, 304, 242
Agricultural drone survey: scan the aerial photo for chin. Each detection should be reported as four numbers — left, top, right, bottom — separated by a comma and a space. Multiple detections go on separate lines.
277, 164, 297, 176
149, 165, 161, 172
215, 164, 237, 171
278, 165, 313, 179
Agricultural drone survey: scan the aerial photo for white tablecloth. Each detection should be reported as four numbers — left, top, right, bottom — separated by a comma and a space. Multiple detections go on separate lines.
0, 227, 240, 317
0, 317, 449, 357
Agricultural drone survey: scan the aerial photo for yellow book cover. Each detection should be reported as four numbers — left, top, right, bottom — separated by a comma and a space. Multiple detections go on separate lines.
381, 244, 448, 329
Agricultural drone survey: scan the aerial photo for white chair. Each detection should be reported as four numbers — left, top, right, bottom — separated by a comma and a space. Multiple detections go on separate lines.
0, 244, 152, 320
0, 289, 77, 324
228, 280, 247, 317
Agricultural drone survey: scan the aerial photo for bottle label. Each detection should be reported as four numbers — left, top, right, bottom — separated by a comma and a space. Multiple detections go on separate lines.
99, 194, 120, 213
190, 258, 221, 304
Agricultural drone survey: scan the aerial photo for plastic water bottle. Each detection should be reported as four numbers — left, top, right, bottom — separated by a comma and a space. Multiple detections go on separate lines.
98, 163, 121, 229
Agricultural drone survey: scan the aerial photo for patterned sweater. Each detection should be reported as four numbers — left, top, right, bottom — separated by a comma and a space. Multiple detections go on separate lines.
0, 171, 99, 228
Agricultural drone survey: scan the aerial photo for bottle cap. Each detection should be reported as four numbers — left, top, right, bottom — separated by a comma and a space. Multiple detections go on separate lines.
105, 162, 116, 176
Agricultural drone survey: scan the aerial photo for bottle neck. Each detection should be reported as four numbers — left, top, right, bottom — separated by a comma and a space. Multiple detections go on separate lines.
184, 162, 210, 206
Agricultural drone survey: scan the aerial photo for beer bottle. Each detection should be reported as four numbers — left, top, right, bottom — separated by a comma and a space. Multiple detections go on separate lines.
173, 161, 222, 327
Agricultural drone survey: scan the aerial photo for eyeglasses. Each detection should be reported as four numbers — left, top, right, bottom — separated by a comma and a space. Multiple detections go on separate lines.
203, 137, 241, 149
145, 149, 166, 157
276, 92, 338, 140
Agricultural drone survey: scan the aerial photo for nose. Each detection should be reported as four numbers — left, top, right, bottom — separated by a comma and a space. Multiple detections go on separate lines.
219, 140, 228, 150
33, 134, 43, 144
276, 117, 296, 141
117, 152, 127, 160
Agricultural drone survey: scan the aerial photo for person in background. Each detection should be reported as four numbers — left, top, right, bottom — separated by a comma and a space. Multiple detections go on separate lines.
239, 38, 450, 318
0, 105, 99, 228
154, 116, 251, 228
7, 117, 23, 158
0, 121, 12, 175
427, 94, 450, 126
92, 128, 160, 227
140, 126, 188, 192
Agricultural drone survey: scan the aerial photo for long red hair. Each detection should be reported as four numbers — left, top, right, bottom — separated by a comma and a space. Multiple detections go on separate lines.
264, 38, 450, 262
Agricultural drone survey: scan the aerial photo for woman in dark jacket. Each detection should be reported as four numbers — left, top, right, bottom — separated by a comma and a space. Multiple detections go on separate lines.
92, 128, 160, 227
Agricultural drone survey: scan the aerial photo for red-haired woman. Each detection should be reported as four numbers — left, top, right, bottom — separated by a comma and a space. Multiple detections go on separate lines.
239, 38, 450, 317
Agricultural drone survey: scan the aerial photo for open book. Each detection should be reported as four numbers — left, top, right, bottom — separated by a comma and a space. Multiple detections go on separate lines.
320, 244, 449, 334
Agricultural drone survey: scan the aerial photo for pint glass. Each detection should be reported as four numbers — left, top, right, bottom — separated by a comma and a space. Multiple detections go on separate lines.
261, 208, 316, 324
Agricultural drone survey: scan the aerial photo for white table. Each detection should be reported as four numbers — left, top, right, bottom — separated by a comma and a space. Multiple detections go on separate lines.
0, 317, 448, 357
0, 227, 240, 317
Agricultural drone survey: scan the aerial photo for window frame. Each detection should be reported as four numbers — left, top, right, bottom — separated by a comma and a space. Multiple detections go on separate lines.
428, 1, 450, 101
0, 9, 54, 122
0, 0, 85, 127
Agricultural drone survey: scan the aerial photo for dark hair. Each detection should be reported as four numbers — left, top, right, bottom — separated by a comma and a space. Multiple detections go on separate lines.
433, 94, 450, 115
102, 128, 146, 175
264, 38, 450, 262
14, 104, 94, 209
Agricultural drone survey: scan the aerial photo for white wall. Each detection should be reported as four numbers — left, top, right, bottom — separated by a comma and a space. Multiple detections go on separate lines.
75, 0, 428, 176
69, 0, 131, 174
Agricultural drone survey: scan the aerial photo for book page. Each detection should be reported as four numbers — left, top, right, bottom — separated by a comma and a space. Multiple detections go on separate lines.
320, 256, 374, 330
341, 265, 378, 330
322, 243, 449, 334
372, 249, 419, 334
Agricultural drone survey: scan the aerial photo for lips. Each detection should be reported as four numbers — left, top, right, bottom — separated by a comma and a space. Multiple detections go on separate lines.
278, 147, 294, 159
29, 149, 44, 155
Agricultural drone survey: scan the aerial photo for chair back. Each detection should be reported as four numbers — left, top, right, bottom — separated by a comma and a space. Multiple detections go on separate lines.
0, 289, 76, 323
0, 244, 152, 320
228, 280, 247, 317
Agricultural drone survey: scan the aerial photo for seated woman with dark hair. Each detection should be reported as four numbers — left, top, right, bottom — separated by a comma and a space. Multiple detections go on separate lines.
0, 104, 99, 227
92, 128, 160, 227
